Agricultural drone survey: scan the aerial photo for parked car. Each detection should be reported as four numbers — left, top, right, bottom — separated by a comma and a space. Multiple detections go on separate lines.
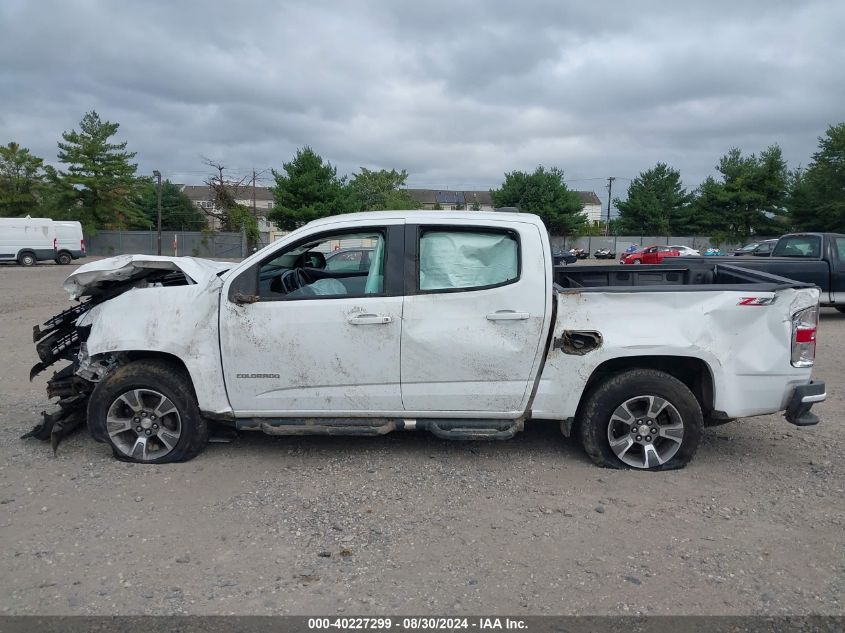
553, 250, 578, 265
703, 247, 724, 256
0, 216, 57, 266
28, 211, 824, 471
733, 239, 778, 257
692, 232, 845, 310
324, 247, 374, 273
620, 245, 681, 264
53, 221, 86, 265
669, 245, 700, 257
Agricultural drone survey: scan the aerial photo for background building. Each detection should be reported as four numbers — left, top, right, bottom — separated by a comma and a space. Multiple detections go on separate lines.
178, 185, 275, 232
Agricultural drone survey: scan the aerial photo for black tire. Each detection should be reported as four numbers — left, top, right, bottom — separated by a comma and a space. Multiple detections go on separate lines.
836, 307, 845, 314
632, 259, 641, 264
577, 369, 703, 471
56, 251, 73, 265
18, 252, 36, 267
88, 359, 208, 463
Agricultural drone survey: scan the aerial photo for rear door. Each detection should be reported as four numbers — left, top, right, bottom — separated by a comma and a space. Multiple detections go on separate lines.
399, 220, 549, 414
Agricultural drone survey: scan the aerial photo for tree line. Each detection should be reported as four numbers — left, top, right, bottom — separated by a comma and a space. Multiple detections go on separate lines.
614, 124, 845, 240
2, 111, 843, 242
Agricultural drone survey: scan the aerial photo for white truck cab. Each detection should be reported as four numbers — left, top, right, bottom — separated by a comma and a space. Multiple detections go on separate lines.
28, 212, 825, 471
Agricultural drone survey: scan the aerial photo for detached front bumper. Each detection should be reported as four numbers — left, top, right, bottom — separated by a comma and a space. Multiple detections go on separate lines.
784, 380, 826, 427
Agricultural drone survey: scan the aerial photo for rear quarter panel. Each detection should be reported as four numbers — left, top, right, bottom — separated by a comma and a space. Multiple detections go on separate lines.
531, 287, 820, 420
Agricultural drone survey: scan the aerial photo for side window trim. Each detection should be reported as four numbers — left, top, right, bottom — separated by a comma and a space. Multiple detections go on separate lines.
407, 224, 522, 295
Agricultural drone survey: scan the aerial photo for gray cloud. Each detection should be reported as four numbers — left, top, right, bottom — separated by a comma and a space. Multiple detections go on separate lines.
0, 0, 842, 200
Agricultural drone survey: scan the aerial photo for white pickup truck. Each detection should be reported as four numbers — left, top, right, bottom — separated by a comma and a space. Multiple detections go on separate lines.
27, 211, 825, 470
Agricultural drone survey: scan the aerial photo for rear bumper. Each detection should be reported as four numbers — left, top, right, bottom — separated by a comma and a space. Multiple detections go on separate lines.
784, 380, 825, 426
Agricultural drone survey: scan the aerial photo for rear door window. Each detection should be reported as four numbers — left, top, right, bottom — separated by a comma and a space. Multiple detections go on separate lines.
772, 236, 822, 258
835, 237, 845, 262
418, 229, 519, 292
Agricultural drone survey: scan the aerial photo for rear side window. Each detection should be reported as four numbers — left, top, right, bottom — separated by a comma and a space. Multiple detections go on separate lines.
418, 229, 519, 292
835, 238, 845, 261
772, 236, 821, 258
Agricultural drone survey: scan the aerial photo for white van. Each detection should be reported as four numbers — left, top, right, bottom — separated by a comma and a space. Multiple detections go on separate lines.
53, 221, 86, 265
0, 217, 57, 266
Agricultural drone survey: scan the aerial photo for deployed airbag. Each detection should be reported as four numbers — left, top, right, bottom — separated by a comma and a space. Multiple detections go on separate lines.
419, 230, 518, 290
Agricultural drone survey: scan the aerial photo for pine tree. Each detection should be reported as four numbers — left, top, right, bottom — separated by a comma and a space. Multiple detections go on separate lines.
56, 111, 141, 230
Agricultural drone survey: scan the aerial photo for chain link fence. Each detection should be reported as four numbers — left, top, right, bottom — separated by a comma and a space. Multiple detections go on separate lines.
83, 230, 770, 261
84, 231, 247, 259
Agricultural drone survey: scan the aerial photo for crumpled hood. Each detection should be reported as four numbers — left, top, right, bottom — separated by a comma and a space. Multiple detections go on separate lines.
64, 254, 233, 300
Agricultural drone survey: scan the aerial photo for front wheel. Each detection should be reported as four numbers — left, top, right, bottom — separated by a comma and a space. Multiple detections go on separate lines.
19, 252, 36, 267
632, 259, 641, 264
577, 369, 703, 470
88, 359, 208, 463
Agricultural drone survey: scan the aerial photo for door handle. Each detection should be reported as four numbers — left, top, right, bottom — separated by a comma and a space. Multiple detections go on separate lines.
348, 314, 392, 325
486, 310, 530, 321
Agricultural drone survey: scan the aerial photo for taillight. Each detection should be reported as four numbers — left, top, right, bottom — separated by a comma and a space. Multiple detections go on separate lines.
53, 238, 57, 251
791, 305, 818, 367
81, 239, 86, 254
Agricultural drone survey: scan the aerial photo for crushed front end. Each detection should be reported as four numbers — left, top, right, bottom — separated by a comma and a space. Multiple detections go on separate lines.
24, 255, 229, 452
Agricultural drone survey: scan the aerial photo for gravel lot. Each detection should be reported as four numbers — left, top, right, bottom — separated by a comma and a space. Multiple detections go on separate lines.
0, 260, 842, 616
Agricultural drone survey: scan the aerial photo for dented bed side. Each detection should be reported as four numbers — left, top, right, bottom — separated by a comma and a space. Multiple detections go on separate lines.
530, 286, 820, 421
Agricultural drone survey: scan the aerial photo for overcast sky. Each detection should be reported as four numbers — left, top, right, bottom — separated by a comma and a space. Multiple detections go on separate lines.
1, 0, 842, 202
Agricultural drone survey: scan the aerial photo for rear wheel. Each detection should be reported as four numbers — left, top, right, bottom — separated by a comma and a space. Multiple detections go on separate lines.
88, 360, 208, 463
18, 252, 36, 267
577, 369, 703, 470
56, 251, 73, 265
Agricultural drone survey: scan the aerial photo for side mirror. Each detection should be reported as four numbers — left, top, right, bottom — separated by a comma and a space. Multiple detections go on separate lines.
297, 251, 326, 269
305, 251, 326, 269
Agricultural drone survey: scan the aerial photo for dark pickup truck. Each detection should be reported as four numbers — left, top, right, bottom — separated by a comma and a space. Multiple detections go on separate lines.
668, 233, 845, 310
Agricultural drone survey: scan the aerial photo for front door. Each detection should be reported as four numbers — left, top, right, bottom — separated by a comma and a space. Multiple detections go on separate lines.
400, 222, 549, 414
642, 247, 659, 264
220, 223, 405, 415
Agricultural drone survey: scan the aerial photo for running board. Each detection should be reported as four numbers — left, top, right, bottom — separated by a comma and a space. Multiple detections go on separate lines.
237, 417, 522, 440
419, 419, 521, 440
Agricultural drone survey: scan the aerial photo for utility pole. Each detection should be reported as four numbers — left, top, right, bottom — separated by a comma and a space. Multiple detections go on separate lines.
153, 170, 162, 255
251, 168, 257, 219
605, 176, 616, 236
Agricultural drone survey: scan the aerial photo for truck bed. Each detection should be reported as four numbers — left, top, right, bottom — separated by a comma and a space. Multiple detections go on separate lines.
554, 262, 815, 292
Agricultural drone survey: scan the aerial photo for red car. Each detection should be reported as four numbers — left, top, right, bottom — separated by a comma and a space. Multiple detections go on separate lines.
620, 245, 681, 265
